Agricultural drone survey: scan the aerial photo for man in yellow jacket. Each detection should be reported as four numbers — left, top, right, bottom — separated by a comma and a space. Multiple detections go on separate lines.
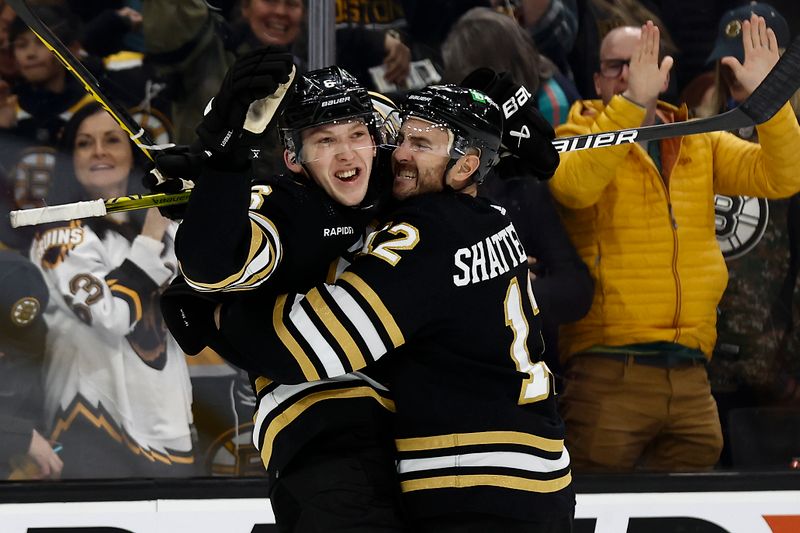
550, 16, 800, 471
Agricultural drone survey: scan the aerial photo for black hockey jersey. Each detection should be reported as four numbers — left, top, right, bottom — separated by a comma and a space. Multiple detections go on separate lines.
173, 169, 394, 476
219, 191, 575, 522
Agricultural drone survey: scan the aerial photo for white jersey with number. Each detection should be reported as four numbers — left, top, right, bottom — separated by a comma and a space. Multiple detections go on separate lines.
30, 219, 194, 459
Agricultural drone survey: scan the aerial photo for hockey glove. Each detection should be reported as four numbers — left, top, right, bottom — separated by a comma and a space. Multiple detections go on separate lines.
160, 276, 223, 356
196, 48, 296, 159
461, 68, 559, 180
142, 143, 207, 220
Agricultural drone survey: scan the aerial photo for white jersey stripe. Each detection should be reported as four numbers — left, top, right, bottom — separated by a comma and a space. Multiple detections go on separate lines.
252, 374, 378, 449
289, 295, 346, 377
397, 448, 571, 475
324, 284, 387, 361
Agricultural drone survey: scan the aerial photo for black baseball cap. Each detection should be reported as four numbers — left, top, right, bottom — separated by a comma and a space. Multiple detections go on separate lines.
707, 2, 790, 64
0, 250, 49, 360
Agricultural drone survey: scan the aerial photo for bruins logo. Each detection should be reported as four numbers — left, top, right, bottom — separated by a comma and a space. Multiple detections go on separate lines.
12, 146, 57, 209
204, 422, 266, 477
130, 106, 174, 147
715, 194, 769, 260
11, 296, 40, 327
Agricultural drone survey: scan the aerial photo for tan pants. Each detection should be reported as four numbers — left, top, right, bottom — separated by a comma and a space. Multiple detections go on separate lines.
559, 355, 723, 472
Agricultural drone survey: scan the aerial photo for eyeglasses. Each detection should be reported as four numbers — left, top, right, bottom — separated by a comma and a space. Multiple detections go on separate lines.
599, 58, 631, 79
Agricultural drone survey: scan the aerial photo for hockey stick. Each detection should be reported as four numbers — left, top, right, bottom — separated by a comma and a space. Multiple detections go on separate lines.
10, 191, 192, 228
8, 35, 800, 228
6, 0, 161, 161
552, 35, 800, 153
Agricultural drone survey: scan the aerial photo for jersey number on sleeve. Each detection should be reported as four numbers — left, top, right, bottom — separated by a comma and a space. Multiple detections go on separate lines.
504, 276, 552, 405
249, 184, 273, 210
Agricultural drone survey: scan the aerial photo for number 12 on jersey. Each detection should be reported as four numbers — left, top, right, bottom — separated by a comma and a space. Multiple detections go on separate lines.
504, 276, 552, 405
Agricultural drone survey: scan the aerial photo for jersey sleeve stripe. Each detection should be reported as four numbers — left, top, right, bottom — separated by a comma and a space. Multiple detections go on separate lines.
257, 384, 397, 469
398, 450, 571, 475
108, 283, 143, 322
290, 297, 347, 377
395, 431, 564, 454
338, 271, 404, 348
273, 294, 321, 381
324, 285, 388, 361
306, 287, 368, 371
254, 376, 273, 394
400, 472, 572, 494
183, 212, 281, 291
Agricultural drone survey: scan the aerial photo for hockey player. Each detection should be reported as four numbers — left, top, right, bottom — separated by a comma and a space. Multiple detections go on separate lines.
211, 85, 576, 532
159, 49, 406, 531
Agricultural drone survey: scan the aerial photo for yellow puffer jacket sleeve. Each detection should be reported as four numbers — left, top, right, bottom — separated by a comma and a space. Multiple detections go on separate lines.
711, 102, 800, 199
549, 96, 647, 209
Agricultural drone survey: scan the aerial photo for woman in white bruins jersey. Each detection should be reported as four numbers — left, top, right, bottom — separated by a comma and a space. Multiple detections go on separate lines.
29, 102, 195, 478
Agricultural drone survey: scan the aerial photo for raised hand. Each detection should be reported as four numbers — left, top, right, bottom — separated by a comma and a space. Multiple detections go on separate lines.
622, 21, 673, 108
197, 48, 296, 155
721, 14, 780, 97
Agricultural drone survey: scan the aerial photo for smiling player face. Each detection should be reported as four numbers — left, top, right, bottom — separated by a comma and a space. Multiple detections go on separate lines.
295, 119, 376, 207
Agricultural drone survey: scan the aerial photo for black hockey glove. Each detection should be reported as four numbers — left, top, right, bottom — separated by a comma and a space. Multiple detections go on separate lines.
196, 48, 296, 161
461, 67, 559, 180
160, 276, 223, 356
142, 143, 207, 220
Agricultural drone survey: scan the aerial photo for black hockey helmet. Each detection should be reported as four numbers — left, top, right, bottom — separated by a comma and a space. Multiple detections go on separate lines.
278, 66, 386, 162
400, 85, 503, 182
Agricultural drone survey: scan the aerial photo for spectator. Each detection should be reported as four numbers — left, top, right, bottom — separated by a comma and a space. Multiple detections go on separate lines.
0, 5, 94, 256
567, 0, 677, 101
336, 0, 411, 90
441, 6, 580, 126
401, 0, 490, 67
0, 250, 62, 480
65, 0, 144, 57
548, 19, 800, 472
143, 0, 305, 175
516, 0, 580, 79
29, 103, 195, 478
695, 3, 800, 464
701, 2, 793, 120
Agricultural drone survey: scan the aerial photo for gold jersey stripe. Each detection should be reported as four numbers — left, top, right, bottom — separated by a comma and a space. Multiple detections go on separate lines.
254, 376, 273, 393
395, 431, 564, 454
273, 294, 320, 381
108, 283, 142, 322
182, 218, 267, 290
306, 287, 367, 371
259, 385, 396, 468
338, 271, 404, 348
401, 471, 572, 494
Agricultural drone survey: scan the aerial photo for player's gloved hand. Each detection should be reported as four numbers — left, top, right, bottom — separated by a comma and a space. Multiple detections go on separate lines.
142, 143, 206, 220
196, 48, 296, 163
461, 67, 559, 180
160, 276, 224, 356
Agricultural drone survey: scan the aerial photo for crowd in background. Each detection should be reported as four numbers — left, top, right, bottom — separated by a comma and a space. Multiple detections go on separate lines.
1, 0, 799, 480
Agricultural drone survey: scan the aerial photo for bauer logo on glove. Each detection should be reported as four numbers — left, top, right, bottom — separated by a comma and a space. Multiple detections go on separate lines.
461, 67, 559, 180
